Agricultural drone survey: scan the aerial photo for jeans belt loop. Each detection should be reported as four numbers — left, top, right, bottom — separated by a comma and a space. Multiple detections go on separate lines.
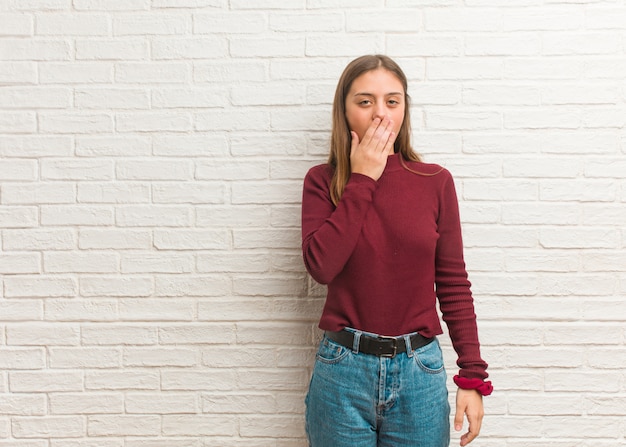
403, 334, 414, 358
352, 330, 362, 354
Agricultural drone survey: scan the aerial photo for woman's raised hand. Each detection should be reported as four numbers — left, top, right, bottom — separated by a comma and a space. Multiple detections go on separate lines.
349, 116, 397, 181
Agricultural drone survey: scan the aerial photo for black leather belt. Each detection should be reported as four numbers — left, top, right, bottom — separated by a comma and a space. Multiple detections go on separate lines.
325, 329, 434, 358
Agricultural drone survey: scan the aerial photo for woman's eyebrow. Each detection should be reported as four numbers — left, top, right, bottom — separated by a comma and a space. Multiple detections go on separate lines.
353, 91, 403, 97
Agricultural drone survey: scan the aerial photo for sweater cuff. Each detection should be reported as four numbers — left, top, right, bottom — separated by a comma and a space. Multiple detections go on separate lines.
453, 375, 493, 396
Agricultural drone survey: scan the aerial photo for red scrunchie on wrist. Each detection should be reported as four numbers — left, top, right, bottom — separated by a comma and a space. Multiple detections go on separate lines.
453, 375, 493, 396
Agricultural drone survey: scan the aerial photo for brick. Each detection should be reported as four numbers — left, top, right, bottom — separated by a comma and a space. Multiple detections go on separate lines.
153, 229, 228, 250
121, 253, 193, 273
270, 12, 342, 32
195, 110, 270, 132
231, 36, 304, 57
505, 57, 582, 79
240, 415, 305, 438
0, 348, 45, 369
195, 60, 267, 83
8, 0, 71, 10
76, 39, 148, 61
503, 7, 583, 31
85, 371, 159, 391
0, 87, 70, 109
39, 112, 113, 134
153, 134, 228, 156
113, 14, 189, 35
543, 32, 620, 56
153, 0, 222, 7
42, 158, 113, 180
3, 229, 76, 251
161, 370, 236, 391
80, 276, 153, 297
116, 112, 193, 132
12, 416, 86, 438
116, 160, 193, 180
81, 325, 157, 346
2, 182, 74, 204
49, 347, 121, 368
231, 83, 305, 106
0, 300, 42, 321
306, 35, 384, 57
540, 228, 619, 249
4, 276, 77, 298
152, 87, 228, 108
540, 180, 616, 202
115, 63, 189, 83
0, 253, 41, 274
0, 39, 71, 61
88, 415, 161, 436
118, 299, 195, 321
159, 324, 236, 344
49, 393, 124, 415
78, 182, 150, 204
230, 133, 306, 156
78, 229, 151, 249
115, 206, 192, 227
152, 182, 224, 203
0, 160, 37, 181
196, 205, 271, 228
0, 62, 37, 84
426, 8, 501, 31
125, 393, 197, 414
9, 371, 83, 393
7, 324, 80, 346
75, 136, 150, 157
0, 14, 34, 36
41, 205, 114, 226
39, 62, 113, 84
44, 299, 118, 322
230, 0, 304, 9
44, 252, 118, 273
196, 160, 268, 180
154, 275, 231, 297
202, 393, 277, 414
197, 252, 270, 273
75, 88, 150, 109
73, 0, 150, 10
36, 14, 109, 36
122, 348, 196, 367
194, 12, 267, 34
152, 37, 228, 59
162, 415, 237, 436
503, 157, 580, 178
0, 395, 46, 416
0, 111, 37, 132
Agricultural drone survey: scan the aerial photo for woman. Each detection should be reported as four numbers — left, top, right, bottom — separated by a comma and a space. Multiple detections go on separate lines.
301, 55, 492, 447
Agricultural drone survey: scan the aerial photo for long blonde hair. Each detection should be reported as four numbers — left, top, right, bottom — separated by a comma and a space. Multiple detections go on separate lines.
328, 55, 423, 205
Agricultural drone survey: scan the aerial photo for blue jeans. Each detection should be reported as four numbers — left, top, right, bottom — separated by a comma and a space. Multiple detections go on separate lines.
305, 330, 450, 447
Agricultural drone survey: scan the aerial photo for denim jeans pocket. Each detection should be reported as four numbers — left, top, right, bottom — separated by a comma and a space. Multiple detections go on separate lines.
316, 336, 350, 364
413, 339, 445, 374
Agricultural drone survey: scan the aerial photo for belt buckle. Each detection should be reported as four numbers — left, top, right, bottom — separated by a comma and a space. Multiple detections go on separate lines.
377, 335, 397, 358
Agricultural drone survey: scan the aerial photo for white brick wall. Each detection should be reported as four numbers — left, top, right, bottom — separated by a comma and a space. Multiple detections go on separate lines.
0, 1, 624, 446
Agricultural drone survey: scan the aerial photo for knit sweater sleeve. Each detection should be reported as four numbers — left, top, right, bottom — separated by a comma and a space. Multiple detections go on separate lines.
301, 165, 377, 285
435, 170, 489, 381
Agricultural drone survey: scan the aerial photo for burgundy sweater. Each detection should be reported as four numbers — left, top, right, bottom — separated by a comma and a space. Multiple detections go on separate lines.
301, 153, 488, 380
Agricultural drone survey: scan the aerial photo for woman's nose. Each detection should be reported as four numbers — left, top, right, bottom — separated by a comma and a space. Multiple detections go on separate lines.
373, 104, 386, 120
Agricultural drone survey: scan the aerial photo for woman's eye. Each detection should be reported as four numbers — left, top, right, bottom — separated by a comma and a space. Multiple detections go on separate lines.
359, 100, 372, 105
388, 100, 399, 105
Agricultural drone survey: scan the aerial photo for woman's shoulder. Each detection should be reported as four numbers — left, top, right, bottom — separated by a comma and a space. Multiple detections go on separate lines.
403, 157, 451, 179
305, 162, 334, 181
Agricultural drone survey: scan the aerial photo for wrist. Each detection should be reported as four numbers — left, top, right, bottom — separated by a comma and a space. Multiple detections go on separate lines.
453, 375, 493, 396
